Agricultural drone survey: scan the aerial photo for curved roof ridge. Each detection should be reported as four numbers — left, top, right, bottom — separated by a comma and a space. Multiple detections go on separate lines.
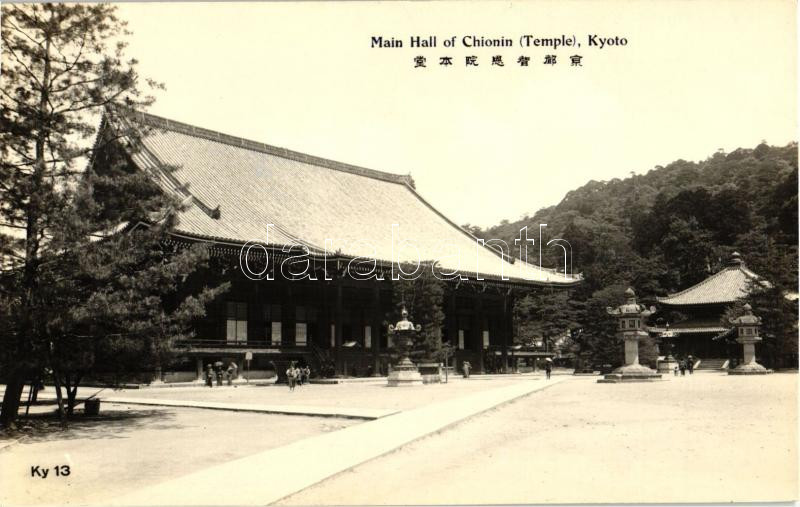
739, 265, 762, 280
658, 264, 736, 301
102, 108, 580, 287
657, 263, 763, 305
129, 110, 413, 186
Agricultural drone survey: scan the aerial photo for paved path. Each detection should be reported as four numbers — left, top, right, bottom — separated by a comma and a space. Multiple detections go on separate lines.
91, 396, 397, 420
0, 404, 357, 506
113, 377, 563, 506
33, 393, 397, 420
282, 373, 798, 505
24, 376, 540, 413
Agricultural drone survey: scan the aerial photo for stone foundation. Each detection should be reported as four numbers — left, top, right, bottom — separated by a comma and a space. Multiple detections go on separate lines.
597, 373, 664, 383
597, 363, 662, 383
657, 358, 679, 374
728, 363, 769, 375
387, 368, 424, 386
387, 356, 424, 386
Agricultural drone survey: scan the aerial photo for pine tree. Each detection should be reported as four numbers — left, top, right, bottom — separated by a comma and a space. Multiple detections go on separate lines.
0, 4, 227, 427
513, 289, 582, 349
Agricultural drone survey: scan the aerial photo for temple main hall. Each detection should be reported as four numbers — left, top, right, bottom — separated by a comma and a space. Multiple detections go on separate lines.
95, 110, 579, 382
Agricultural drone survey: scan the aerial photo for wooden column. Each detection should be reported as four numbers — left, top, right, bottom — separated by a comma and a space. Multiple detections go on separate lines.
502, 294, 510, 373
507, 294, 516, 371
321, 283, 330, 348
250, 277, 260, 346
474, 295, 484, 373
446, 290, 457, 372
285, 284, 294, 348
372, 284, 382, 376
334, 280, 343, 374
309, 282, 326, 348
446, 290, 457, 346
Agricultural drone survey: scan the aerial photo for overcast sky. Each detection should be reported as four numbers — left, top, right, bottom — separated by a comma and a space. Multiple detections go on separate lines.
117, 1, 796, 228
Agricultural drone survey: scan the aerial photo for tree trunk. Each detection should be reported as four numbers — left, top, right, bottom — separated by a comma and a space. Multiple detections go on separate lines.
1, 28, 54, 431
0, 374, 26, 428
25, 381, 35, 417
31, 380, 40, 403
65, 374, 75, 416
52, 370, 66, 427
65, 374, 82, 416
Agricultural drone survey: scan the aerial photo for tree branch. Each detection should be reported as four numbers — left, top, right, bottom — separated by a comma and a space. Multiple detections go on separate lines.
1, 40, 45, 91
4, 18, 46, 49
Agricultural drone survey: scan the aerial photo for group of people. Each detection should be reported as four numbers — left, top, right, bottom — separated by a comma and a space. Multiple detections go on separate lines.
674, 355, 695, 376
205, 361, 239, 387
286, 363, 311, 391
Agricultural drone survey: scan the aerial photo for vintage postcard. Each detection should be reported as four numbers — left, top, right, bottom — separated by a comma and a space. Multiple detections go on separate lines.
0, 1, 797, 505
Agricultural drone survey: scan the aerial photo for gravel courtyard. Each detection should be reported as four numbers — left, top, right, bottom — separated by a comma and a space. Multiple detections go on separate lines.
0, 376, 542, 505
35, 375, 536, 411
1, 372, 796, 505
0, 403, 355, 505
281, 372, 798, 505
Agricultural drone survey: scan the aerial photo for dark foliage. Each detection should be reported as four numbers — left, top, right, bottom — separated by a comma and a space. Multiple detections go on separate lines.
0, 4, 228, 427
472, 143, 798, 366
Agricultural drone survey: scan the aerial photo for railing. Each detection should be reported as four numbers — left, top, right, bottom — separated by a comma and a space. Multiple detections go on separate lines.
174, 338, 311, 350
307, 340, 336, 376
307, 339, 324, 362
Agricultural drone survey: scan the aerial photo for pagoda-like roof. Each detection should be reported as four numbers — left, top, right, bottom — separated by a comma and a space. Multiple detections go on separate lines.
104, 110, 579, 286
657, 253, 767, 306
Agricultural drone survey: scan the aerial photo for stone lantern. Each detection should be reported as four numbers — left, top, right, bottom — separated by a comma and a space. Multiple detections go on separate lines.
598, 288, 662, 383
728, 304, 768, 375
387, 305, 424, 386
656, 323, 679, 374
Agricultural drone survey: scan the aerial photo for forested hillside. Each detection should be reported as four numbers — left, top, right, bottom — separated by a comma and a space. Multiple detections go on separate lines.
468, 142, 798, 367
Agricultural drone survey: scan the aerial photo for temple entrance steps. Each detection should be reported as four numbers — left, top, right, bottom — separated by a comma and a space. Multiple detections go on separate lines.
695, 358, 729, 371
307, 340, 336, 377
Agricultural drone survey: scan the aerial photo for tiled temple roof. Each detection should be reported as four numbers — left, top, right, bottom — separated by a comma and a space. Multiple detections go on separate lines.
108, 110, 579, 286
657, 253, 767, 306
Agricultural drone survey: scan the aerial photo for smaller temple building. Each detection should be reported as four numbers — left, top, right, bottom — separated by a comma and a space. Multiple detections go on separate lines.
650, 252, 769, 368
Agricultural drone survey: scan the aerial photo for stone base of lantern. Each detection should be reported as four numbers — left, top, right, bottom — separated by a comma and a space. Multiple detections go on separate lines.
729, 340, 769, 375
728, 362, 769, 375
597, 364, 663, 383
657, 357, 679, 374
387, 357, 423, 386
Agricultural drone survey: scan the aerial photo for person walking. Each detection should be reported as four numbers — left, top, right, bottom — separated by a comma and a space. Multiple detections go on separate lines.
303, 366, 311, 385
226, 362, 238, 386
206, 364, 214, 388
679, 359, 686, 376
687, 355, 694, 375
462, 361, 471, 378
286, 363, 297, 391
544, 359, 552, 380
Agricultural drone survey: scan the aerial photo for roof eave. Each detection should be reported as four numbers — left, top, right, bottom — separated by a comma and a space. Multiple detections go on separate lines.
656, 298, 738, 306
165, 230, 581, 288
